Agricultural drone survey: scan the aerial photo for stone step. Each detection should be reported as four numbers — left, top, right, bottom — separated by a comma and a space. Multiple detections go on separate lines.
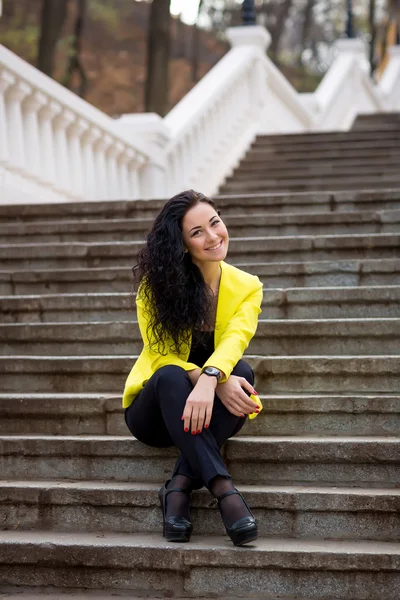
1, 531, 399, 600
0, 393, 398, 437
0, 355, 399, 394
2, 286, 399, 323
227, 162, 400, 182
1, 190, 400, 222
240, 147, 400, 165
254, 129, 400, 146
1, 434, 400, 487
2, 479, 399, 542
2, 234, 400, 270
352, 114, 400, 130
2, 318, 399, 356
246, 140, 400, 158
1, 258, 399, 295
220, 175, 400, 194
3, 208, 400, 244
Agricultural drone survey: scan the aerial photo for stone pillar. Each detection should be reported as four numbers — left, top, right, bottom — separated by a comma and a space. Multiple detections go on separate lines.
0, 70, 15, 165
23, 90, 47, 180
226, 25, 271, 53
53, 108, 75, 192
39, 100, 61, 186
115, 113, 169, 199
6, 79, 31, 171
334, 38, 369, 73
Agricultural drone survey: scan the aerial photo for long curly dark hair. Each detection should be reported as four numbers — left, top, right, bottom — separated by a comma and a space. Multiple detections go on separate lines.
133, 189, 220, 355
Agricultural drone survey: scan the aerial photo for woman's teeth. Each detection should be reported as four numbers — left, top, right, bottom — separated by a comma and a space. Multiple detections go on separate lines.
206, 240, 222, 251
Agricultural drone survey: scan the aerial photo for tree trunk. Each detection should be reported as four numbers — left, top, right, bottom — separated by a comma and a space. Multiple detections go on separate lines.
37, 0, 69, 77
369, 0, 376, 75
145, 0, 171, 116
269, 0, 293, 60
298, 0, 315, 66
191, 0, 205, 83
63, 0, 87, 98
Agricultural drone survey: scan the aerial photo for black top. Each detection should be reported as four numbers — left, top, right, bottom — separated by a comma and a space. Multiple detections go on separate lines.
188, 330, 215, 367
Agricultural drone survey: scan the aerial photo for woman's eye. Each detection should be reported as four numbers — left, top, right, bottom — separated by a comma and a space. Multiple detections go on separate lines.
212, 220, 220, 226
192, 230, 201, 237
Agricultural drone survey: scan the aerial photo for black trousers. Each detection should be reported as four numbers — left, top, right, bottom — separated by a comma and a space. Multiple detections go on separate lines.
124, 359, 254, 490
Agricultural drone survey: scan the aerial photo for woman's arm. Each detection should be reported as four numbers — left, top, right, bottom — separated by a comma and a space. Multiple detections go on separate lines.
202, 281, 263, 383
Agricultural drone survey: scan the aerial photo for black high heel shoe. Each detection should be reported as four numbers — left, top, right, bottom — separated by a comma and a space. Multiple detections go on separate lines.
158, 481, 193, 543
214, 489, 258, 546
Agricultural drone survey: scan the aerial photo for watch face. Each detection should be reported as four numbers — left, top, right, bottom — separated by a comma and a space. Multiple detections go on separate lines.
205, 367, 221, 380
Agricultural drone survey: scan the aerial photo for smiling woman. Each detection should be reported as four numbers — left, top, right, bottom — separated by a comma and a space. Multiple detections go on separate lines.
122, 189, 263, 547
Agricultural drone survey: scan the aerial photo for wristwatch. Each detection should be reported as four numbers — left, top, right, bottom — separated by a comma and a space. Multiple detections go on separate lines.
202, 366, 222, 381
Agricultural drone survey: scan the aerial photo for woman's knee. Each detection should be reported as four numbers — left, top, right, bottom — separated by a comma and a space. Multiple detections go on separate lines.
231, 359, 254, 385
155, 364, 191, 387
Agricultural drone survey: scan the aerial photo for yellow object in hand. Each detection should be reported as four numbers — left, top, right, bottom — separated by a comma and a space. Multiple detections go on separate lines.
248, 393, 263, 420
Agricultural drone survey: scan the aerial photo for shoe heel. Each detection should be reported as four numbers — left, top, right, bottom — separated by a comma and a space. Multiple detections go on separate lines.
231, 524, 258, 547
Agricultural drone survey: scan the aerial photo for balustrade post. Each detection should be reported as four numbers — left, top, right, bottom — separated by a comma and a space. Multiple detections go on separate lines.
68, 118, 88, 198
0, 69, 15, 165
105, 141, 122, 200
81, 126, 101, 199
116, 145, 132, 199
53, 108, 75, 193
39, 100, 61, 186
6, 79, 31, 171
93, 134, 113, 199
23, 90, 47, 180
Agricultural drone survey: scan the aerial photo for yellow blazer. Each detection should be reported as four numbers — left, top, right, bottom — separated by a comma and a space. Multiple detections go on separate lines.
122, 261, 263, 417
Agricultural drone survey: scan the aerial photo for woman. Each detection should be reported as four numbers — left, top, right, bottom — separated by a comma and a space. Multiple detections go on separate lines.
123, 189, 263, 546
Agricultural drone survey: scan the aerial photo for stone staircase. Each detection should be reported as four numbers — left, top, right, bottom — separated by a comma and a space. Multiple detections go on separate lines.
221, 113, 400, 194
0, 113, 400, 599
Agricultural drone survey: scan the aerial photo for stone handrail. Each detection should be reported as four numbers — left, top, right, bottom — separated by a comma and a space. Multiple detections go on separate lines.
0, 44, 164, 204
163, 26, 313, 196
310, 39, 386, 131
1, 26, 400, 204
378, 46, 400, 110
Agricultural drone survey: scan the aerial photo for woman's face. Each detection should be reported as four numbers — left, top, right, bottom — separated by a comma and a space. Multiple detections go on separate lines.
181, 202, 229, 265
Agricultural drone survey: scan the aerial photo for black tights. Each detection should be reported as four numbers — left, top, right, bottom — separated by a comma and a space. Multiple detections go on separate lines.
125, 360, 254, 525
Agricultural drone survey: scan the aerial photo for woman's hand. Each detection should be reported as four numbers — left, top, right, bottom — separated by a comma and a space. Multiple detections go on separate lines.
182, 374, 217, 434
216, 375, 259, 417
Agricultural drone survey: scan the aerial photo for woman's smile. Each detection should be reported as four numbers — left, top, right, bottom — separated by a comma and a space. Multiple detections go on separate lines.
205, 240, 223, 251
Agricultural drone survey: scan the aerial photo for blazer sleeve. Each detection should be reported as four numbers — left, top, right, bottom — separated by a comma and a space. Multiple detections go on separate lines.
202, 279, 263, 383
137, 294, 199, 373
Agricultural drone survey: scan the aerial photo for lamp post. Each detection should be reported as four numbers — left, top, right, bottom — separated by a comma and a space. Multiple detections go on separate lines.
345, 0, 355, 38
242, 0, 256, 26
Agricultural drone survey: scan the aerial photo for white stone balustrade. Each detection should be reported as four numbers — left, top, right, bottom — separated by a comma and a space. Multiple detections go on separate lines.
1, 27, 400, 204
310, 39, 385, 131
0, 44, 163, 204
163, 26, 313, 196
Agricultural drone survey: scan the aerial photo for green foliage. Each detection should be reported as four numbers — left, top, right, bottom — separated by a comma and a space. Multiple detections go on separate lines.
88, 0, 121, 30
0, 26, 39, 62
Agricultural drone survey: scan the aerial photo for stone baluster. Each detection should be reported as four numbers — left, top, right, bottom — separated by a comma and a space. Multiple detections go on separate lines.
53, 108, 75, 193
127, 150, 144, 199
81, 126, 101, 199
22, 90, 47, 180
105, 140, 121, 200
0, 69, 15, 166
68, 117, 88, 198
116, 145, 132, 199
93, 134, 113, 199
39, 100, 61, 187
6, 79, 31, 171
